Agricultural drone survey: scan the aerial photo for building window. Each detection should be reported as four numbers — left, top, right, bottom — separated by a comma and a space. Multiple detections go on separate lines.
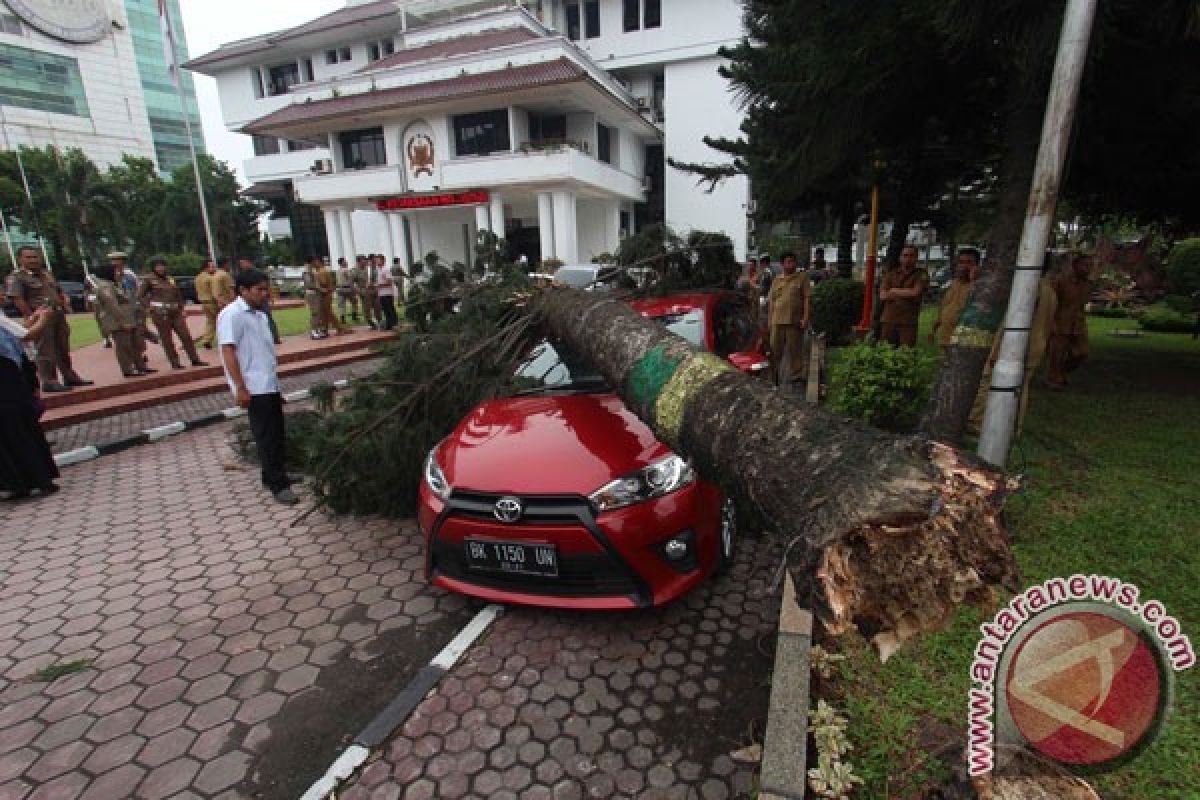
286, 139, 319, 152
252, 67, 265, 99
597, 123, 612, 164
339, 46, 352, 61
0, 42, 89, 117
453, 109, 511, 157
267, 62, 300, 96
368, 42, 380, 62
325, 49, 338, 65
339, 127, 387, 169
584, 0, 600, 38
623, 0, 639, 31
529, 113, 566, 143
565, 2, 580, 41
302, 58, 314, 82
644, 0, 661, 28
382, 39, 395, 56
252, 135, 280, 156
0, 13, 23, 35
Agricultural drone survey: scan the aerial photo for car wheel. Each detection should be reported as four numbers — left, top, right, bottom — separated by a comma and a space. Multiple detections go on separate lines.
716, 495, 737, 573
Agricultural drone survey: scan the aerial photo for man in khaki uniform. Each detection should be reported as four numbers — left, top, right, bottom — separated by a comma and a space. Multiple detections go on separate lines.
879, 244, 929, 346
320, 259, 348, 334
970, 275, 1058, 436
109, 252, 154, 369
1046, 252, 1092, 388
929, 248, 979, 347
336, 257, 360, 325
358, 254, 382, 330
215, 258, 236, 309
767, 252, 812, 387
303, 256, 328, 339
194, 259, 219, 349
140, 256, 207, 369
92, 262, 149, 377
6, 246, 91, 392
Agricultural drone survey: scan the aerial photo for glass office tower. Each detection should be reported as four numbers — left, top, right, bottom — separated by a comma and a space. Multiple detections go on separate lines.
123, 0, 205, 173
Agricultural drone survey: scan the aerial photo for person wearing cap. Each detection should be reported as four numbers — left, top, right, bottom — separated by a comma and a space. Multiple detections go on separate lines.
109, 251, 155, 369
215, 258, 236, 310
93, 261, 151, 377
139, 256, 208, 369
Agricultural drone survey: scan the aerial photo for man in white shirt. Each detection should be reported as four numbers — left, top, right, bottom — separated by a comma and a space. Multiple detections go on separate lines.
217, 269, 297, 505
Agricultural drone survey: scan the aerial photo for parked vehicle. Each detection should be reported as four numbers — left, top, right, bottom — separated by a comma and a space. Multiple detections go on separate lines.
419, 291, 769, 610
552, 264, 620, 291
57, 280, 89, 312
171, 275, 198, 304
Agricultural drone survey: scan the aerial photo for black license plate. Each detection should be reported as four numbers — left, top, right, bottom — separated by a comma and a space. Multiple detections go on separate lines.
464, 539, 559, 577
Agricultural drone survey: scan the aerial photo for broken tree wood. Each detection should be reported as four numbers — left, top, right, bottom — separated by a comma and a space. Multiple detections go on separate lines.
531, 289, 1021, 659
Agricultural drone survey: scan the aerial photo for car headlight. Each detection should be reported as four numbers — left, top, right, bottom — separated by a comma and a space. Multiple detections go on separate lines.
423, 445, 451, 501
589, 454, 695, 512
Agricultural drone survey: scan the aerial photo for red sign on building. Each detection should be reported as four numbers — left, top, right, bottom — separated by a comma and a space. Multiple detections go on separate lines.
375, 191, 489, 211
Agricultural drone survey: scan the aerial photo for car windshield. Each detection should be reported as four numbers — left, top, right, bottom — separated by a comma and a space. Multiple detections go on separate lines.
514, 339, 606, 391
554, 266, 615, 289
644, 309, 706, 349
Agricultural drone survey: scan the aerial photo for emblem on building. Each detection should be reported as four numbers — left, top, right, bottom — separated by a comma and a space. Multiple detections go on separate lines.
4, 0, 110, 44
407, 133, 435, 179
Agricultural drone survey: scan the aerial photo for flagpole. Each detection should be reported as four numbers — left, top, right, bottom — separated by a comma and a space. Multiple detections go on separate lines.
160, 0, 217, 265
0, 208, 17, 268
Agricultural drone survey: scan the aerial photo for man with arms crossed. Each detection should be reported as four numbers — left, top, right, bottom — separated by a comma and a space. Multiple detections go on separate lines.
218, 269, 297, 506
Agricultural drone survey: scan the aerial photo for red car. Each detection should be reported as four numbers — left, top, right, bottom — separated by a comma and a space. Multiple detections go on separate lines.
419, 290, 769, 610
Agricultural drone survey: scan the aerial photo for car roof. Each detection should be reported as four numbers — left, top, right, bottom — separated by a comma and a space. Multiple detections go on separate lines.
626, 290, 727, 317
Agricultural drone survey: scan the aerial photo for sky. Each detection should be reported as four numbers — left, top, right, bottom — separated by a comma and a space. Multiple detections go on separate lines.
177, 0, 343, 183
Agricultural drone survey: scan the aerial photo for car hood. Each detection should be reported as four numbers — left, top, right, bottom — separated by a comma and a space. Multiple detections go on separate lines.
438, 393, 671, 496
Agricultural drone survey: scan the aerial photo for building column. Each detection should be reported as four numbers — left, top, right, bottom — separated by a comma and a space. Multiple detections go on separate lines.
338, 209, 357, 262
537, 192, 555, 264
474, 204, 491, 238
552, 190, 578, 265
323, 208, 344, 264
410, 214, 424, 268
605, 199, 621, 255
381, 212, 398, 266
489, 192, 505, 239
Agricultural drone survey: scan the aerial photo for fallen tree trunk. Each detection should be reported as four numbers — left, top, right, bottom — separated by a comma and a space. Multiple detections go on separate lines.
532, 289, 1021, 659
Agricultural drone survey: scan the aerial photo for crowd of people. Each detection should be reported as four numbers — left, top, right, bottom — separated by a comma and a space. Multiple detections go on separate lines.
303, 253, 408, 339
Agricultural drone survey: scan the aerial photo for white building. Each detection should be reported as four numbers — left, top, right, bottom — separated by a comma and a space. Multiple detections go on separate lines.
186, 0, 749, 268
0, 0, 206, 172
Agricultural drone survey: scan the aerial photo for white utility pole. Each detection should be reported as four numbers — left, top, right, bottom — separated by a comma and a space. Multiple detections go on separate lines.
977, 0, 1099, 467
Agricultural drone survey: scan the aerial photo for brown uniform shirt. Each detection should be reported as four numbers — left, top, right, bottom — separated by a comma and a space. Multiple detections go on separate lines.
880, 266, 929, 325
139, 273, 185, 308
303, 266, 321, 293
8, 268, 65, 311
767, 272, 812, 326
1052, 273, 1089, 335
93, 279, 138, 334
214, 270, 235, 306
195, 271, 217, 304
317, 266, 336, 292
935, 278, 973, 346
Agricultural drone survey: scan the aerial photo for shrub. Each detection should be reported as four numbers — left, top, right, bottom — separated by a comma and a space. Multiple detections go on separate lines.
827, 341, 938, 432
1088, 306, 1131, 318
811, 279, 864, 345
1166, 238, 1200, 297
1163, 294, 1196, 314
1137, 302, 1196, 333
165, 253, 206, 276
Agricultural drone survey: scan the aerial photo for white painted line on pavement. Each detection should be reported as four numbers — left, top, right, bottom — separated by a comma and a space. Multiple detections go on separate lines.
222, 407, 246, 419
333, 378, 350, 389
283, 388, 311, 402
144, 421, 186, 442
53, 446, 100, 467
432, 603, 504, 669
298, 744, 370, 800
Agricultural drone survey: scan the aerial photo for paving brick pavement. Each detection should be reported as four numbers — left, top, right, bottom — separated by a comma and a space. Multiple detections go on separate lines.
47, 357, 387, 455
339, 538, 782, 800
0, 422, 473, 800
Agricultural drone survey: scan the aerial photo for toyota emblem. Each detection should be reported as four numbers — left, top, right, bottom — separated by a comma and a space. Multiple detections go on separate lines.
493, 496, 523, 523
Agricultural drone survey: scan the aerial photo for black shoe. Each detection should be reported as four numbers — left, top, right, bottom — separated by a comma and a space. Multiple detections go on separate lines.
66, 378, 94, 387
103, 341, 112, 349
41, 382, 72, 393
138, 367, 158, 375
171, 363, 185, 370
191, 360, 209, 367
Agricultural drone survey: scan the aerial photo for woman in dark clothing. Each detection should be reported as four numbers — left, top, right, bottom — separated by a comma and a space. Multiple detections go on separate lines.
0, 307, 60, 499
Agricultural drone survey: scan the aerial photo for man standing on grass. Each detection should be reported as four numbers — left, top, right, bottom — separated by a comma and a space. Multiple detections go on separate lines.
1046, 252, 1093, 389
218, 269, 297, 506
929, 248, 980, 347
879, 243, 928, 346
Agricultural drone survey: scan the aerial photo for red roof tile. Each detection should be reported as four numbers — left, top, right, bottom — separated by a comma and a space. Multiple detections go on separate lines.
357, 27, 540, 73
243, 57, 587, 134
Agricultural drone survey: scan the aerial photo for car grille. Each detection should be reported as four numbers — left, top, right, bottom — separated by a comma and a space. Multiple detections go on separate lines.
431, 491, 643, 600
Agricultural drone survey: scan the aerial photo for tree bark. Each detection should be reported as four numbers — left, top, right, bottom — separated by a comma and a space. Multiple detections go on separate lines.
531, 290, 1020, 659
835, 199, 855, 278
921, 85, 1045, 443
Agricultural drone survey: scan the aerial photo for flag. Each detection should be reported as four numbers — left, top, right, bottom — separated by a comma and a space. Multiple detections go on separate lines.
159, 0, 180, 89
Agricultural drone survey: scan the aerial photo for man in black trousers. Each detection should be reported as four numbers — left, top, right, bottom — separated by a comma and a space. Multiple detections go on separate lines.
217, 269, 296, 505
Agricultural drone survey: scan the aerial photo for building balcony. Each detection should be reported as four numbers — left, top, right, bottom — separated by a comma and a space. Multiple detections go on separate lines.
245, 149, 332, 185
441, 147, 644, 200
293, 165, 406, 205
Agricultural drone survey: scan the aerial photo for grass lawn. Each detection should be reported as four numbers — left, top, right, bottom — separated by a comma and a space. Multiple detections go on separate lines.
827, 312, 1200, 797
68, 304, 320, 350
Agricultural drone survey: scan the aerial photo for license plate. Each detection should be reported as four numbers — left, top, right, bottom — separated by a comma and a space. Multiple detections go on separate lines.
464, 539, 558, 578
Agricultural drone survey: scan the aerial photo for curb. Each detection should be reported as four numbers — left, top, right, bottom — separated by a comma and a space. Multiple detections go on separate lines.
759, 573, 813, 799
52, 378, 353, 469
300, 604, 505, 800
